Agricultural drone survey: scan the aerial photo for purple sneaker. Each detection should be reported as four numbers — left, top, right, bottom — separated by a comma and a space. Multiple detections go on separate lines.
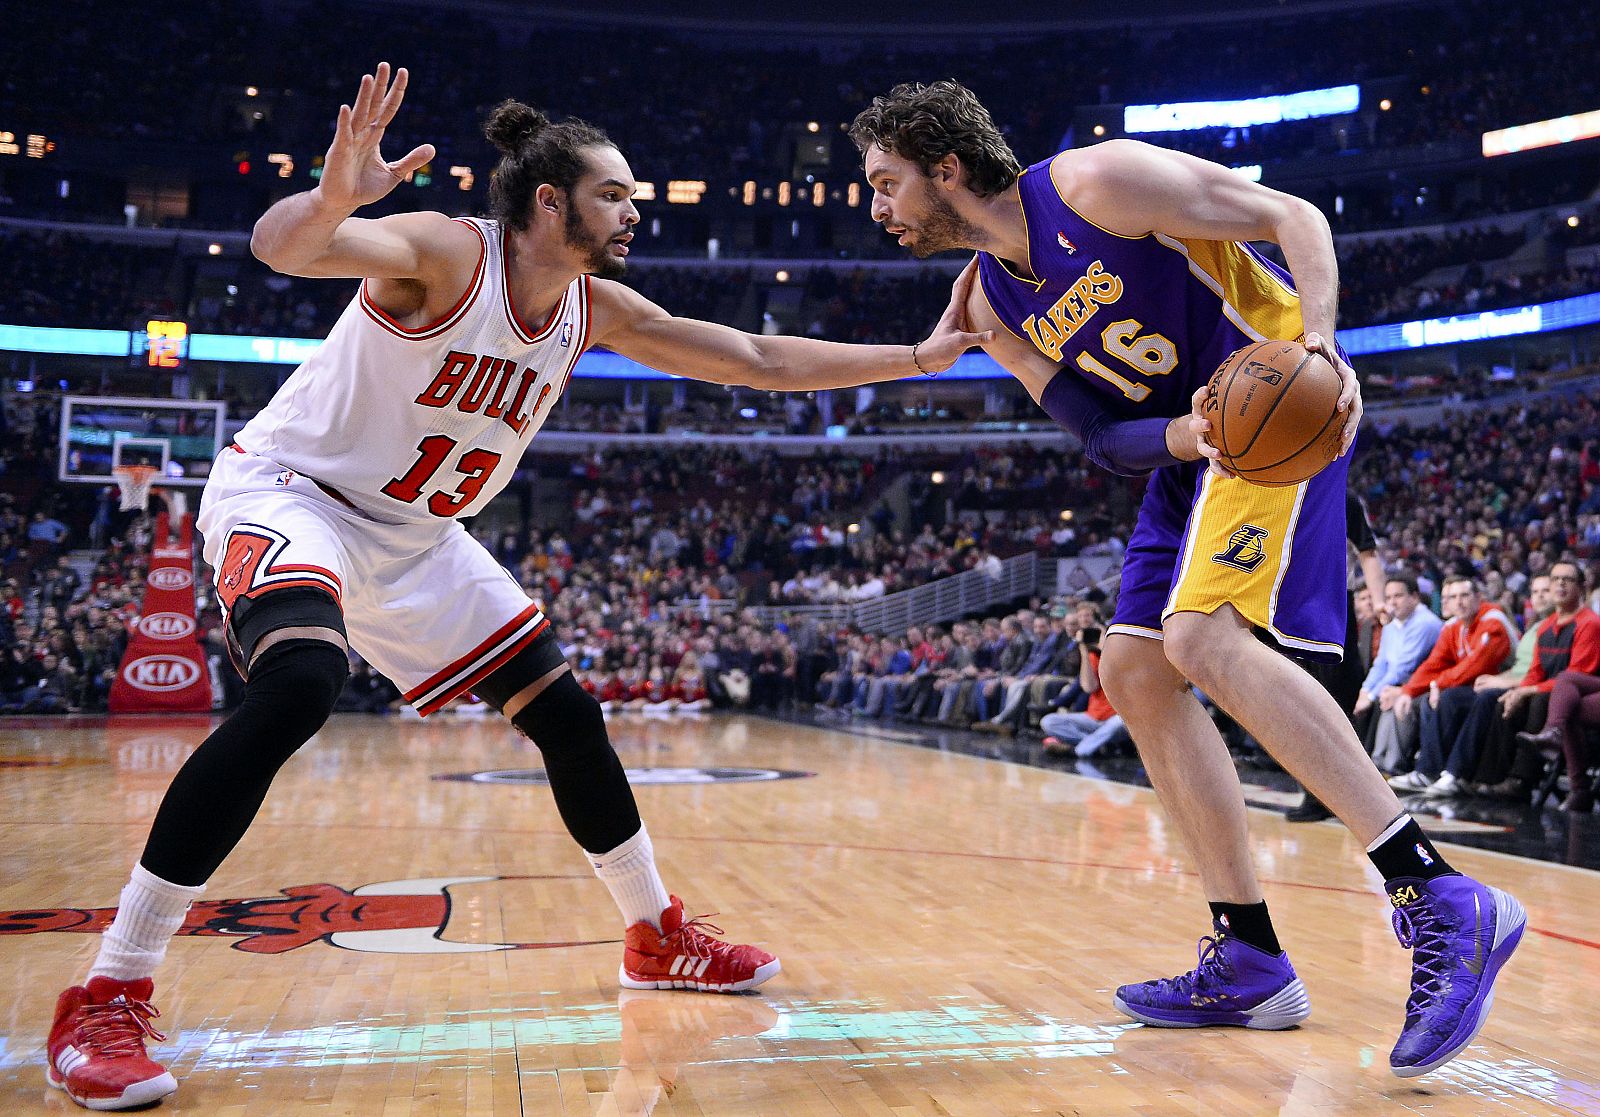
1387, 875, 1526, 1078
1113, 925, 1311, 1030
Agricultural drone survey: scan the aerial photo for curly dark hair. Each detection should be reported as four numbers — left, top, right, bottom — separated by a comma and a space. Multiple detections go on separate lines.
848, 80, 1021, 199
484, 99, 615, 231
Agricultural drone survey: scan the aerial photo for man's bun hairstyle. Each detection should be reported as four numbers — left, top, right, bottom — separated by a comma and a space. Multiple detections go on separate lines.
484, 99, 616, 230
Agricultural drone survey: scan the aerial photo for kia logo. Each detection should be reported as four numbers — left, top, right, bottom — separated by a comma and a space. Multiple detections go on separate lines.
124, 655, 202, 692
148, 568, 193, 591
139, 612, 196, 640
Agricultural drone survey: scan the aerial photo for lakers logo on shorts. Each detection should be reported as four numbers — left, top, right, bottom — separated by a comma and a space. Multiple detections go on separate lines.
1212, 525, 1271, 573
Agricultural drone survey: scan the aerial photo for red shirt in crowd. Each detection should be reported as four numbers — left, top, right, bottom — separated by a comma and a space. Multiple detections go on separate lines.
1402, 601, 1516, 696
1521, 608, 1600, 692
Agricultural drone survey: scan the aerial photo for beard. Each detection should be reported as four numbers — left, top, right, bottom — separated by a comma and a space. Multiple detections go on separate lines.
566, 204, 628, 280
904, 184, 983, 258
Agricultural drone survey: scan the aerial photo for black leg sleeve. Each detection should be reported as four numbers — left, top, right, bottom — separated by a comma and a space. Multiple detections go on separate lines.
139, 641, 348, 886
509, 672, 641, 854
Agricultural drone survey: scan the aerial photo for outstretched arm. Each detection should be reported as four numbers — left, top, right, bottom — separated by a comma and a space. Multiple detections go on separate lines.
250, 64, 466, 283
586, 264, 992, 391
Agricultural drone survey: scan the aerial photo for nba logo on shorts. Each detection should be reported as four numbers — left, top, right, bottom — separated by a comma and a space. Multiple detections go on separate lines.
1212, 525, 1271, 573
559, 322, 574, 347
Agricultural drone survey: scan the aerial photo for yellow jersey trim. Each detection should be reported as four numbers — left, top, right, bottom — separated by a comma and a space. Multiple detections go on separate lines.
1047, 153, 1147, 241
976, 275, 1029, 343
1153, 233, 1306, 343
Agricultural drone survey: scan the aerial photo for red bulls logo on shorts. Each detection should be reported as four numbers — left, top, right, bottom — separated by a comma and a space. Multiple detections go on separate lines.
0, 876, 616, 954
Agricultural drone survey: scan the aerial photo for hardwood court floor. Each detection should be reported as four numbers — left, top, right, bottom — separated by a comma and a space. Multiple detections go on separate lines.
1, 710, 1598, 1116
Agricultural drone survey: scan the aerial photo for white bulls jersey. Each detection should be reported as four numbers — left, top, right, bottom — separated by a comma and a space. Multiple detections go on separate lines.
236, 217, 591, 524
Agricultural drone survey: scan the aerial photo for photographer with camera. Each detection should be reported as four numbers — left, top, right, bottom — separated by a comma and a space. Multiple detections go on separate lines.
1040, 617, 1129, 758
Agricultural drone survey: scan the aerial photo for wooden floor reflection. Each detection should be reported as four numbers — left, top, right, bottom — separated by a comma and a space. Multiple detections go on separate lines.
2, 710, 1597, 1115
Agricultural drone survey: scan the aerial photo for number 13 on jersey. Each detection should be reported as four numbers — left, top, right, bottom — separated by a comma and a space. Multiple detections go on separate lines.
382, 435, 503, 517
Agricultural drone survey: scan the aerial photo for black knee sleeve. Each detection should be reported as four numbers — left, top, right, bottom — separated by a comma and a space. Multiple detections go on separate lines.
510, 673, 641, 854
140, 640, 349, 886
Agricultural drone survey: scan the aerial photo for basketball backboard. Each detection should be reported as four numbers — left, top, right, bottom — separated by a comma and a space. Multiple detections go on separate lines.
59, 396, 226, 488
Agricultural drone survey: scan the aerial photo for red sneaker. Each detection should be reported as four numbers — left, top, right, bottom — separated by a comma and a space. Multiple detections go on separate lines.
620, 896, 780, 993
47, 976, 177, 1111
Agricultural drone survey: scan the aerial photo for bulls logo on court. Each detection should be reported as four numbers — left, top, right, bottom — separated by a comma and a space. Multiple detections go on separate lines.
0, 877, 615, 955
1212, 524, 1271, 573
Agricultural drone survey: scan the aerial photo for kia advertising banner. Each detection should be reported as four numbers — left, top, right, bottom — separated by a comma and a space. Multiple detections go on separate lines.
109, 513, 212, 713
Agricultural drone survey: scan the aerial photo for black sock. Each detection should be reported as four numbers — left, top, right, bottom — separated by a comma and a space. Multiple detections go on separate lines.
1208, 900, 1281, 955
1367, 814, 1456, 882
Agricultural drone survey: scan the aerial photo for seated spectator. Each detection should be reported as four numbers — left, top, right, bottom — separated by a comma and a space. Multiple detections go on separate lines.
1385, 576, 1517, 795
974, 614, 1061, 734
1040, 625, 1129, 758
1359, 574, 1443, 770
1470, 563, 1600, 801
1514, 669, 1600, 812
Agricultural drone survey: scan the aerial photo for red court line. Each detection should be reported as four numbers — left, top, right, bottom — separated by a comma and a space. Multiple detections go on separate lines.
10, 815, 1598, 949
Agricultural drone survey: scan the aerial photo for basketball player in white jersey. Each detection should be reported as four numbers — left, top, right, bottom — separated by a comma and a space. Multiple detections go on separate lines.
46, 64, 990, 1111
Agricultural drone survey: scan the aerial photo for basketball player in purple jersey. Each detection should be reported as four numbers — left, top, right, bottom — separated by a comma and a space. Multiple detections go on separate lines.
851, 81, 1524, 1077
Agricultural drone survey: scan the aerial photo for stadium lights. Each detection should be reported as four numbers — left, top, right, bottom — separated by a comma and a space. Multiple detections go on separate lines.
267, 153, 293, 178
633, 180, 657, 201
666, 179, 705, 204
1124, 84, 1359, 134
1570, 215, 1582, 228
1380, 98, 1392, 111
0, 131, 49, 158
930, 471, 945, 484
1059, 510, 1074, 522
449, 165, 475, 191
1483, 107, 1600, 157
245, 86, 258, 97
207, 243, 222, 256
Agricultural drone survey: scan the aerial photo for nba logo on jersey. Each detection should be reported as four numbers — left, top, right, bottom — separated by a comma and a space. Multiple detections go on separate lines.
560, 322, 574, 347
274, 470, 296, 487
1056, 231, 1077, 254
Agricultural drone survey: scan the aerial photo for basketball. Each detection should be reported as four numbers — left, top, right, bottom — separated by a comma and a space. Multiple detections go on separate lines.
1202, 340, 1343, 486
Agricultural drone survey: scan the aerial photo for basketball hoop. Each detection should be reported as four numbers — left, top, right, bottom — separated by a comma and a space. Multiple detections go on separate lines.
113, 464, 161, 512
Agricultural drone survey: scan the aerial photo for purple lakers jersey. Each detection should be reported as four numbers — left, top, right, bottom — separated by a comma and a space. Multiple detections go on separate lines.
977, 154, 1306, 420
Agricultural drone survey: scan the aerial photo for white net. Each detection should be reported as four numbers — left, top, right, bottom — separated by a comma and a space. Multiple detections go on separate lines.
113, 464, 160, 512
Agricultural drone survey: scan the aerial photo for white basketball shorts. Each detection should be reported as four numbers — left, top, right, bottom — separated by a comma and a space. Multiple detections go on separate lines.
198, 445, 548, 715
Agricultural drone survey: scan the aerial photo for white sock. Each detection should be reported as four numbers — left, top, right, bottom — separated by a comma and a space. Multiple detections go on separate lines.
587, 826, 671, 930
88, 864, 204, 983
